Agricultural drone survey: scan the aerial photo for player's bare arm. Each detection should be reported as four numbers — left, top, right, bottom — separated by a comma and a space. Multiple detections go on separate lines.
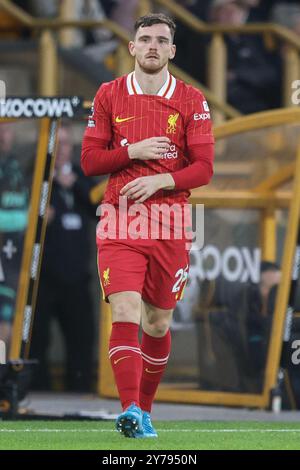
120, 173, 175, 203
128, 136, 171, 160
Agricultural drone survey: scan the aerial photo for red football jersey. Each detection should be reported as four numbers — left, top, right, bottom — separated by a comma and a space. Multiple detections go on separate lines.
83, 71, 214, 211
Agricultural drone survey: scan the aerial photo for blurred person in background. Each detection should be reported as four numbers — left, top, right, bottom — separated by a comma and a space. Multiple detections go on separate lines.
45, 0, 118, 63
11, 0, 57, 16
245, 261, 281, 379
71, 0, 117, 62
172, 1, 210, 83
16, 0, 117, 63
208, 0, 282, 113
30, 124, 98, 392
192, 261, 281, 393
228, 260, 281, 391
248, 1, 300, 21
0, 123, 28, 349
270, 3, 300, 36
109, 0, 139, 34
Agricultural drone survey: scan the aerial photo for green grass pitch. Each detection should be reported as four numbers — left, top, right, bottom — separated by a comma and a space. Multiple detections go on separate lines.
1, 420, 300, 450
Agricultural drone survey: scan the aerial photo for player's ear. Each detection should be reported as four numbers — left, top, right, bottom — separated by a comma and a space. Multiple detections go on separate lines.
169, 44, 176, 60
128, 41, 135, 57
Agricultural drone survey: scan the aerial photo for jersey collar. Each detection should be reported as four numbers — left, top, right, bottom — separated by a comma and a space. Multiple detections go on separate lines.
126, 71, 176, 99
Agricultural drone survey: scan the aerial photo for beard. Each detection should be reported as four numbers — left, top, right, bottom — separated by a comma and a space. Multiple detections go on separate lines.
137, 57, 168, 75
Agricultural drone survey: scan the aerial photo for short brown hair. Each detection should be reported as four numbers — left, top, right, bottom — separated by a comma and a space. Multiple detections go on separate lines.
134, 13, 176, 41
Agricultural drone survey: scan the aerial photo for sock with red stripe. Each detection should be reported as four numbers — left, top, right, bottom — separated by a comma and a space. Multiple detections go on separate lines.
140, 330, 171, 412
109, 322, 142, 410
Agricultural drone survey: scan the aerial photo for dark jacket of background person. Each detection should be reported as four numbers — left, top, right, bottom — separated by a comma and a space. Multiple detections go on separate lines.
226, 34, 282, 113
232, 262, 281, 391
193, 262, 281, 394
0, 123, 29, 345
171, 1, 211, 85
30, 126, 99, 392
207, 0, 282, 113
41, 166, 95, 285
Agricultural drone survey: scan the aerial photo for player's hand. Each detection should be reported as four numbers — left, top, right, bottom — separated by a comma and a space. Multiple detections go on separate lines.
128, 137, 170, 160
120, 174, 175, 203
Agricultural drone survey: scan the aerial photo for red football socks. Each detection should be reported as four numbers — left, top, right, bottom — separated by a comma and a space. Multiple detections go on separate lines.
109, 322, 142, 410
140, 329, 171, 412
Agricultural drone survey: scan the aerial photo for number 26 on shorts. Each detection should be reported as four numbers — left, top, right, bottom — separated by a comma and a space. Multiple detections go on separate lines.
172, 265, 189, 300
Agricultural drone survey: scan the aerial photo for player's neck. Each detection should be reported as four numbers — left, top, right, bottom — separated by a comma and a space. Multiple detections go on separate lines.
134, 66, 169, 95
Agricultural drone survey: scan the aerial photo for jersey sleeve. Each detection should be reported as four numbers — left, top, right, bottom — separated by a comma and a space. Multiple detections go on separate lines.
81, 84, 131, 176
171, 142, 214, 190
83, 83, 112, 143
185, 89, 214, 146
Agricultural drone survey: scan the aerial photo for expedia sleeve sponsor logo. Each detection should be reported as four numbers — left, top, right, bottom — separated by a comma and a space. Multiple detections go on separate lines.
0, 97, 82, 118
193, 112, 210, 121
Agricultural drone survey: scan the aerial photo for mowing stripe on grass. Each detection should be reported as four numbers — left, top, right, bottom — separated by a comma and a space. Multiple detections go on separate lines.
1, 429, 300, 433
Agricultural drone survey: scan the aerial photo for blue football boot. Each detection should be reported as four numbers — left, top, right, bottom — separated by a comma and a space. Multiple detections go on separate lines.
115, 403, 143, 438
135, 411, 158, 438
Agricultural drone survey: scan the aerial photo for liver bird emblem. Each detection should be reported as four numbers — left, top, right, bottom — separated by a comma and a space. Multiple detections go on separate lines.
167, 113, 179, 134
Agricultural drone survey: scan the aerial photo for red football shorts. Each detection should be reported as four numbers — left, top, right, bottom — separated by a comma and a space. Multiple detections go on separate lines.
97, 237, 190, 310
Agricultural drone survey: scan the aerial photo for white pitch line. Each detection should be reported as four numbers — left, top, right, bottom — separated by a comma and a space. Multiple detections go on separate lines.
0, 429, 300, 433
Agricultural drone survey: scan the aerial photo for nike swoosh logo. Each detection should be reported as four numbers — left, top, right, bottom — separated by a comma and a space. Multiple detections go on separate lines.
115, 116, 135, 123
114, 355, 131, 365
145, 368, 164, 374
